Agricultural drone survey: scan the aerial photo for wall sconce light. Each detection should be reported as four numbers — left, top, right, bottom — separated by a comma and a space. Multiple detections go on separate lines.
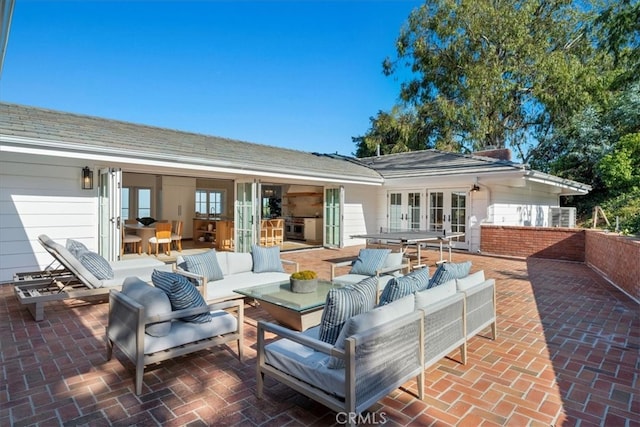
470, 177, 480, 192
82, 166, 93, 190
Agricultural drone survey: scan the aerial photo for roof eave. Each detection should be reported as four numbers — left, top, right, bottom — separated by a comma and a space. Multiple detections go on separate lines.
0, 134, 384, 186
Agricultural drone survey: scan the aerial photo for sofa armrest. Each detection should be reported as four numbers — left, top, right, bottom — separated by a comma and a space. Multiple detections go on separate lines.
330, 260, 354, 281
376, 259, 410, 276
258, 321, 337, 355
281, 259, 299, 273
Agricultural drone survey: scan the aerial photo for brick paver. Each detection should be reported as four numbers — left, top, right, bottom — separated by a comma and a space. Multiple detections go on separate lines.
1, 248, 638, 426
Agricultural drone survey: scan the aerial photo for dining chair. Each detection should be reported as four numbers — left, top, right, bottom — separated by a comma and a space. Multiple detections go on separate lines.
170, 220, 183, 251
148, 222, 172, 256
121, 225, 142, 256
259, 219, 273, 247
271, 218, 284, 247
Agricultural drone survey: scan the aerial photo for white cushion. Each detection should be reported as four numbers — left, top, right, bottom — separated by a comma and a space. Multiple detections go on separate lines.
225, 252, 253, 275
383, 252, 404, 268
414, 279, 457, 309
144, 310, 237, 354
263, 326, 346, 398
456, 270, 486, 291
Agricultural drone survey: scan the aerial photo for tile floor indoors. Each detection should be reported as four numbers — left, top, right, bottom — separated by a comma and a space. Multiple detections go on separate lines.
1, 246, 638, 426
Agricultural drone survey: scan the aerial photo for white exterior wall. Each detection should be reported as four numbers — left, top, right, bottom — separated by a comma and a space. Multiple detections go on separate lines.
341, 183, 380, 247
487, 182, 559, 227
0, 153, 98, 282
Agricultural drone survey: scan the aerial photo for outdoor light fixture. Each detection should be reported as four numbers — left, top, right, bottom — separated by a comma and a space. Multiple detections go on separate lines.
82, 166, 93, 190
470, 178, 480, 192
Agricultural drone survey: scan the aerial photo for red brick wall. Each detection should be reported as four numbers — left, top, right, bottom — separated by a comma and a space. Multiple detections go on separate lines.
480, 225, 639, 300
480, 225, 585, 262
585, 231, 640, 300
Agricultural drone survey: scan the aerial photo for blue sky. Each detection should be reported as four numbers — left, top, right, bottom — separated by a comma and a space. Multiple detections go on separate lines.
1, 0, 422, 156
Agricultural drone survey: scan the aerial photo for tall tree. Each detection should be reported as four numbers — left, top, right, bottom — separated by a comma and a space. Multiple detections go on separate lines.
356, 0, 608, 162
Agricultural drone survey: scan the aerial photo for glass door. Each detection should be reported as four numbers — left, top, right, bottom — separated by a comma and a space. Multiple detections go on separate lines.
388, 191, 422, 231
235, 181, 256, 252
428, 189, 468, 249
98, 168, 122, 261
324, 186, 343, 247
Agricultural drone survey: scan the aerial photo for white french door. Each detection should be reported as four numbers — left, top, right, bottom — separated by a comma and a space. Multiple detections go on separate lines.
235, 180, 257, 252
98, 168, 122, 261
388, 191, 422, 231
428, 189, 468, 249
324, 186, 343, 247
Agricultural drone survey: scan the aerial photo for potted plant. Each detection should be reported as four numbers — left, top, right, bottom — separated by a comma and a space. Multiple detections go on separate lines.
290, 270, 318, 293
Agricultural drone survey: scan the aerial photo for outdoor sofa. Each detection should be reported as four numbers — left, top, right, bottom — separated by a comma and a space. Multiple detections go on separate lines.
13, 234, 172, 320
173, 245, 298, 302
256, 263, 496, 423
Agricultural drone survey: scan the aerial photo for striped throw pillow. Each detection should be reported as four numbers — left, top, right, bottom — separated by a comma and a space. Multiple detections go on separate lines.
318, 276, 378, 345
428, 264, 456, 289
183, 250, 224, 282
349, 249, 391, 276
77, 251, 114, 280
251, 245, 284, 273
443, 261, 472, 279
151, 270, 211, 323
379, 267, 430, 305
66, 239, 89, 258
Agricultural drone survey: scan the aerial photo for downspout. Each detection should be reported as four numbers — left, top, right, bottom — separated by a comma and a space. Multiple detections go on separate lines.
0, 0, 15, 77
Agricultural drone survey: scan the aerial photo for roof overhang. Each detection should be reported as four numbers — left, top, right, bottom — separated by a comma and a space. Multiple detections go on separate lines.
0, 135, 384, 186
523, 170, 592, 195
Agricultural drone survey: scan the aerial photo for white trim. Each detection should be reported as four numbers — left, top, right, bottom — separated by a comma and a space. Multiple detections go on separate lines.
1, 136, 383, 186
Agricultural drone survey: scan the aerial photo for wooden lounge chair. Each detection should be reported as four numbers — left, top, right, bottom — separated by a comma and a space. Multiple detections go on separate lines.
12, 234, 171, 321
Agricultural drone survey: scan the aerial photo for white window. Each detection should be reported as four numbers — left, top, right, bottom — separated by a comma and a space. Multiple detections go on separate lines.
196, 189, 224, 215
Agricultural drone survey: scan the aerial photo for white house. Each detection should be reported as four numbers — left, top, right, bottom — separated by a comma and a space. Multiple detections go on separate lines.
0, 102, 591, 282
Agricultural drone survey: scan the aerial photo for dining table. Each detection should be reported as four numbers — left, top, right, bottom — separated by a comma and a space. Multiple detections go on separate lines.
124, 223, 158, 254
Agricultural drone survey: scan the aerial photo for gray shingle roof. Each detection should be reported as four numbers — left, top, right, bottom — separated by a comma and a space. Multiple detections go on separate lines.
355, 149, 526, 178
0, 102, 383, 183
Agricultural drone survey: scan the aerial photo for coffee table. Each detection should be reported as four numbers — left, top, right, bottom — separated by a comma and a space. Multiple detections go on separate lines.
234, 280, 342, 331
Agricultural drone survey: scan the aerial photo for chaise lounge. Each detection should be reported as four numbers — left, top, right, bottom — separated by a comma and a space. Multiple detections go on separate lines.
13, 234, 172, 320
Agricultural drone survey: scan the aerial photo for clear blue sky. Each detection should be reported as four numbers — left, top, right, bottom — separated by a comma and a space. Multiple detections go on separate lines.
1, 0, 423, 156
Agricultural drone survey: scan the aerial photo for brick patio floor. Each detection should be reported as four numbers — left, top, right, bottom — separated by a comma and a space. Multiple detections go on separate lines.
1, 247, 638, 426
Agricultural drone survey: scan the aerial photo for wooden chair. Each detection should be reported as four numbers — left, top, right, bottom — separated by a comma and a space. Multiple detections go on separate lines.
170, 220, 183, 251
270, 219, 284, 247
148, 222, 172, 256
121, 224, 142, 256
260, 219, 273, 247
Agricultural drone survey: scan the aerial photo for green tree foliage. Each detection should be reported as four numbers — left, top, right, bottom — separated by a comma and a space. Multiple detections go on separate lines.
355, 0, 607, 162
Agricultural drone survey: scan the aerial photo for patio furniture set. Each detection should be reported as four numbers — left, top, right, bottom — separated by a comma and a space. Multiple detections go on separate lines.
12, 240, 496, 423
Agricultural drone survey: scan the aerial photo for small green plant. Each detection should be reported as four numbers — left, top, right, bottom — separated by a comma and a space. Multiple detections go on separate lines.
291, 270, 317, 280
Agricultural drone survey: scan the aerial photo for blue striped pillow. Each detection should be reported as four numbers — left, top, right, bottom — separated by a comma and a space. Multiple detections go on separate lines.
428, 264, 456, 289
66, 239, 89, 258
183, 250, 224, 282
151, 270, 211, 323
349, 249, 391, 276
77, 251, 114, 280
443, 261, 472, 279
251, 245, 284, 273
379, 267, 430, 305
318, 276, 378, 345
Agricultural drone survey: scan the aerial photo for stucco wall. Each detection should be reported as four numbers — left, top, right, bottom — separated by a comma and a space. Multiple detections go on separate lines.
585, 231, 640, 301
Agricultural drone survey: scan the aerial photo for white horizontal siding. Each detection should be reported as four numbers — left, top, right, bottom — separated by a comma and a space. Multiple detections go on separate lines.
342, 184, 379, 247
0, 154, 97, 282
487, 183, 559, 227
